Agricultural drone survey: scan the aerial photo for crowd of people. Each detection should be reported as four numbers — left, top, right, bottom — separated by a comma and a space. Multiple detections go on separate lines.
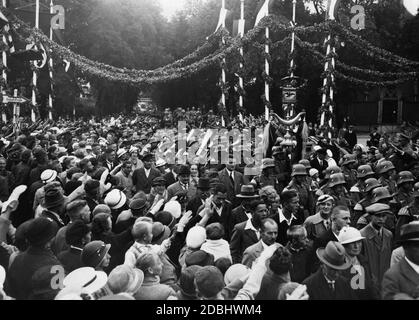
0, 110, 419, 301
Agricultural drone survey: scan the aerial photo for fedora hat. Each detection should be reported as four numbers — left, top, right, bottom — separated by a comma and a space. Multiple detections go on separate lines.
41, 169, 57, 184
236, 185, 259, 199
104, 189, 127, 210
107, 265, 144, 295
197, 177, 211, 190
151, 222, 171, 245
316, 241, 351, 270
63, 267, 108, 295
399, 222, 419, 244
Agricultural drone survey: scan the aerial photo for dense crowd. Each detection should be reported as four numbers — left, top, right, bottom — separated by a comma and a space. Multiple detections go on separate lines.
0, 111, 419, 301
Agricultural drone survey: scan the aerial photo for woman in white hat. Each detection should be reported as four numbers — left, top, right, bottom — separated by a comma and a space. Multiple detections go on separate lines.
338, 226, 379, 300
304, 195, 335, 241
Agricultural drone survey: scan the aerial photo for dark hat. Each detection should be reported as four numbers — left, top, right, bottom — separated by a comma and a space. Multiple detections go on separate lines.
195, 266, 224, 298
65, 220, 91, 246
236, 185, 259, 199
316, 241, 351, 270
341, 154, 357, 166
26, 217, 58, 246
154, 211, 176, 230
298, 159, 311, 170
291, 164, 307, 177
129, 197, 148, 211
178, 165, 191, 176
151, 222, 171, 245
152, 176, 166, 187
197, 177, 211, 190
142, 153, 153, 162
399, 222, 419, 244
44, 188, 65, 209
179, 265, 202, 298
185, 250, 215, 267
84, 179, 100, 194
81, 240, 111, 268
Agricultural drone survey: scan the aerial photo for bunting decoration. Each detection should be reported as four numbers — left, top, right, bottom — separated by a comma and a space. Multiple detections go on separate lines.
48, 0, 54, 120
1, 2, 8, 123
237, 0, 245, 121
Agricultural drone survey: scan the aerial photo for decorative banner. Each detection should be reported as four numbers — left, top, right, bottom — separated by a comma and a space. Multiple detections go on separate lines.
215, 8, 228, 32
255, 0, 271, 27
327, 0, 342, 21
34, 42, 47, 68
282, 87, 297, 104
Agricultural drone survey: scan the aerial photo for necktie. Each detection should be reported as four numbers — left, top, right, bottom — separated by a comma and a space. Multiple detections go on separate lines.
327, 280, 335, 291
324, 220, 330, 230
230, 172, 234, 186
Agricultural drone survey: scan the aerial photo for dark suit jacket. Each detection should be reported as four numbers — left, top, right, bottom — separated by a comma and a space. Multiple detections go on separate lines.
271, 209, 305, 246
132, 167, 161, 194
382, 257, 419, 300
231, 205, 250, 231
302, 269, 358, 300
167, 181, 197, 201
310, 158, 328, 180
230, 220, 259, 264
218, 169, 245, 206
309, 229, 339, 273
163, 171, 176, 188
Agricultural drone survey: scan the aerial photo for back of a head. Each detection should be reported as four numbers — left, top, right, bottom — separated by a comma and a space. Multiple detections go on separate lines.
206, 223, 225, 241
281, 189, 298, 204
136, 252, 156, 273
331, 205, 350, 219
65, 220, 91, 247
132, 221, 152, 241
195, 266, 225, 299
66, 200, 87, 221
214, 257, 232, 275
179, 265, 202, 298
269, 247, 292, 276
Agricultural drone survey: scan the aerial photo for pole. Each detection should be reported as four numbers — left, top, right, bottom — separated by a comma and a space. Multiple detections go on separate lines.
48, 0, 54, 121
1, 0, 7, 123
320, 34, 331, 128
238, 0, 245, 122
31, 0, 40, 123
263, 1, 271, 121
221, 0, 226, 127
12, 89, 17, 124
287, 0, 297, 119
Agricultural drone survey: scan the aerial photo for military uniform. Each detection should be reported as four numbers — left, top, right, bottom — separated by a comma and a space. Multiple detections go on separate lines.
395, 203, 419, 241
353, 196, 372, 228
285, 179, 314, 218
342, 167, 357, 190
393, 190, 413, 213
378, 177, 397, 195
329, 189, 354, 211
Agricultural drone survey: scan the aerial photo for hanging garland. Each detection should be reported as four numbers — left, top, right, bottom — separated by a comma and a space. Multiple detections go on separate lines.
295, 37, 418, 80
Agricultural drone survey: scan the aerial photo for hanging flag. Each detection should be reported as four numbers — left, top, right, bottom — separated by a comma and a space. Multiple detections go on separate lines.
326, 0, 342, 20
34, 43, 48, 69
254, 0, 271, 27
215, 7, 228, 32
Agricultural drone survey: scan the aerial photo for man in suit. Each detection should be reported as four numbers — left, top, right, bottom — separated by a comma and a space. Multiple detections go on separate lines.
102, 148, 117, 171
303, 241, 357, 300
242, 218, 279, 268
360, 203, 393, 292
185, 183, 233, 240
272, 189, 305, 246
230, 199, 268, 263
310, 148, 328, 181
186, 177, 211, 217
132, 153, 161, 194
163, 164, 179, 188
382, 222, 419, 300
218, 157, 245, 207
167, 165, 197, 201
309, 205, 351, 273
231, 185, 260, 229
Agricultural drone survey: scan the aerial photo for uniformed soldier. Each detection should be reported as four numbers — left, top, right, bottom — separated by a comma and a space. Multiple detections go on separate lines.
284, 164, 315, 219
327, 173, 354, 212
273, 148, 291, 194
298, 159, 311, 175
393, 171, 415, 213
341, 154, 358, 189
390, 133, 419, 172
353, 178, 382, 228
251, 158, 279, 193
315, 165, 342, 198
396, 182, 419, 242
357, 186, 396, 233
376, 160, 397, 195
351, 164, 375, 204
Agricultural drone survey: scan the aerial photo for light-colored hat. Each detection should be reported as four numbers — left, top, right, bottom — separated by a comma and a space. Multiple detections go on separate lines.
309, 168, 319, 177
186, 226, 207, 249
117, 149, 127, 159
326, 149, 333, 158
41, 169, 57, 184
104, 189, 127, 210
63, 267, 108, 295
224, 264, 250, 286
338, 226, 365, 245
163, 201, 182, 219
107, 265, 144, 295
155, 158, 167, 168
1, 185, 27, 214
316, 194, 334, 206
